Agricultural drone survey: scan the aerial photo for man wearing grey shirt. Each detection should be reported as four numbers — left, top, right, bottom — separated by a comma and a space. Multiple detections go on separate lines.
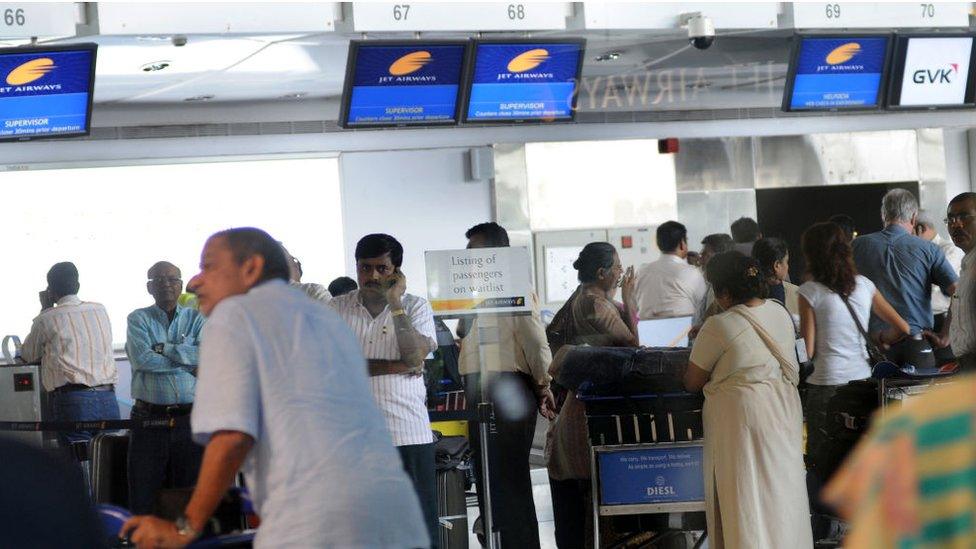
853, 189, 957, 368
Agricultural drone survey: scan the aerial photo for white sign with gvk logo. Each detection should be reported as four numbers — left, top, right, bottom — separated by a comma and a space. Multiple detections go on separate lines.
898, 36, 973, 107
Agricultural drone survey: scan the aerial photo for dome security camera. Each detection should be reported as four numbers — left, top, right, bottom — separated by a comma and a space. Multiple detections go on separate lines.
684, 14, 715, 50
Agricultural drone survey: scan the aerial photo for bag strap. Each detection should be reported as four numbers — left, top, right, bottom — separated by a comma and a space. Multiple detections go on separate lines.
770, 297, 798, 334
731, 305, 800, 386
839, 293, 885, 362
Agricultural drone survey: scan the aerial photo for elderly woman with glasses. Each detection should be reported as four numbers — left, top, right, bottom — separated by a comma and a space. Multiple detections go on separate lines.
545, 242, 638, 548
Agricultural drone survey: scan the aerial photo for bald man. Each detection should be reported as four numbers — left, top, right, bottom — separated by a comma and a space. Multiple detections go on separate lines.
125, 261, 206, 515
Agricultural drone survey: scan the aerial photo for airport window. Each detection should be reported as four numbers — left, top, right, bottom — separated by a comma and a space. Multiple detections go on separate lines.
525, 139, 678, 230
0, 157, 343, 349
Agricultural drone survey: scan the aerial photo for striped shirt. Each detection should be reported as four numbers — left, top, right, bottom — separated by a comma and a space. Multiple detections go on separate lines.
21, 295, 117, 392
330, 290, 437, 447
291, 281, 332, 304
823, 376, 976, 548
126, 304, 205, 405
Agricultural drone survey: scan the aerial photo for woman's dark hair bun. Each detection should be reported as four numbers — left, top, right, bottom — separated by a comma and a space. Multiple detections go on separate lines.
573, 242, 617, 283
705, 251, 767, 303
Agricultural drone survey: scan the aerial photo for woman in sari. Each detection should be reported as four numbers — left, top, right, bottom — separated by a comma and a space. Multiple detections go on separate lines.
684, 251, 812, 549
545, 242, 638, 548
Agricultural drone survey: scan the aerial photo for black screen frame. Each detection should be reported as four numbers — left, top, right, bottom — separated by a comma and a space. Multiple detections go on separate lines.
886, 32, 976, 110
0, 43, 98, 143
339, 39, 469, 129
781, 32, 894, 113
460, 37, 587, 125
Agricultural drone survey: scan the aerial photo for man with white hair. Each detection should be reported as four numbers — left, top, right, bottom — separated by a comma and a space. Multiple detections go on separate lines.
852, 189, 958, 368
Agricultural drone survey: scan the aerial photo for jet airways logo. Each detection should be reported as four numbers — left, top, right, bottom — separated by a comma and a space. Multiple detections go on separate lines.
388, 51, 432, 76
815, 42, 865, 73
913, 63, 959, 84
825, 43, 861, 65
497, 49, 555, 81
507, 49, 550, 72
378, 51, 436, 84
6, 58, 56, 85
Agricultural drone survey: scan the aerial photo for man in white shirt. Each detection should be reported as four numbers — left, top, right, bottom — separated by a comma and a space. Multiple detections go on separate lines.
915, 217, 964, 332
636, 221, 708, 319
330, 233, 439, 548
281, 243, 332, 303
942, 193, 976, 365
121, 227, 428, 549
21, 262, 118, 446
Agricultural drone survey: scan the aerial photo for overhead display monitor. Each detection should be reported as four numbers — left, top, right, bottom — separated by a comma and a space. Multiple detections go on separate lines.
887, 34, 976, 109
464, 39, 585, 123
0, 44, 97, 141
783, 35, 892, 111
340, 41, 467, 128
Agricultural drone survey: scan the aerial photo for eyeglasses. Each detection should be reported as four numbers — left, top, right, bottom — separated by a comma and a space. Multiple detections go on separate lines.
149, 277, 183, 287
944, 213, 976, 225
357, 264, 392, 275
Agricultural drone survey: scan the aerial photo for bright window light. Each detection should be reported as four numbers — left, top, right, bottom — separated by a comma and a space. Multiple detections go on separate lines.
0, 157, 344, 348
525, 140, 678, 231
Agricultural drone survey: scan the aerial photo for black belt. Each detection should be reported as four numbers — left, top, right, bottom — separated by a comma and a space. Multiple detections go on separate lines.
134, 400, 193, 417
52, 383, 114, 394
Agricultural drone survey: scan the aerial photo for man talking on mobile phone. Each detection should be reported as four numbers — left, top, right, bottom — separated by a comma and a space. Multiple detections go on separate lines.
330, 233, 440, 548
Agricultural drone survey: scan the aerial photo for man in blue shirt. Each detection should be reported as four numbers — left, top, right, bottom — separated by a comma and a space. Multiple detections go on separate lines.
853, 189, 958, 368
125, 261, 205, 514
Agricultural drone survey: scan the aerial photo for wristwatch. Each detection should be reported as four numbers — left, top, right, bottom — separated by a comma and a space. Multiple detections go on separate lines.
152, 343, 165, 354
176, 515, 200, 540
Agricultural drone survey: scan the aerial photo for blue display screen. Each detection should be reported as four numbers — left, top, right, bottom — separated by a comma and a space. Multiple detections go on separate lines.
789, 37, 889, 110
466, 42, 582, 121
0, 48, 94, 139
598, 445, 705, 506
345, 43, 465, 126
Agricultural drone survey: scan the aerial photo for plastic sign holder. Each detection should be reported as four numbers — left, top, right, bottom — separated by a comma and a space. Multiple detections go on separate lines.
426, 246, 534, 549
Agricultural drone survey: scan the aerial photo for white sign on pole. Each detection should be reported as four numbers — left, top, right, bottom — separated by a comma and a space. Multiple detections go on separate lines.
352, 2, 570, 32
425, 247, 533, 317
0, 3, 77, 39
791, 3, 969, 29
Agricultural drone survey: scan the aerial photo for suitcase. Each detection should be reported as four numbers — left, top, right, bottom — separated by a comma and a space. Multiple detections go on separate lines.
808, 380, 880, 481
557, 346, 692, 395
436, 467, 469, 549
90, 431, 129, 507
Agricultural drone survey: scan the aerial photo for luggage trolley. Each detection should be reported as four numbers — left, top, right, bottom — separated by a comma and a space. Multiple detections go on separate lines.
581, 391, 707, 548
878, 376, 957, 412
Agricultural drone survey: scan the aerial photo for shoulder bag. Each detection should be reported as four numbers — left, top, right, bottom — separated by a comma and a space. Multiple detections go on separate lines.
839, 294, 887, 366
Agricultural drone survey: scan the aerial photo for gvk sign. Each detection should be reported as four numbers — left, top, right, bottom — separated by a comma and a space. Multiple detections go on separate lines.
912, 65, 957, 84
899, 37, 973, 106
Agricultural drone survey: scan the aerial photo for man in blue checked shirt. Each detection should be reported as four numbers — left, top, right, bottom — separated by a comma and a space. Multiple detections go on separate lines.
125, 261, 206, 515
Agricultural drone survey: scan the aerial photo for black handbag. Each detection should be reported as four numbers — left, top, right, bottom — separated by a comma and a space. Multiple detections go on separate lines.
840, 294, 888, 366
